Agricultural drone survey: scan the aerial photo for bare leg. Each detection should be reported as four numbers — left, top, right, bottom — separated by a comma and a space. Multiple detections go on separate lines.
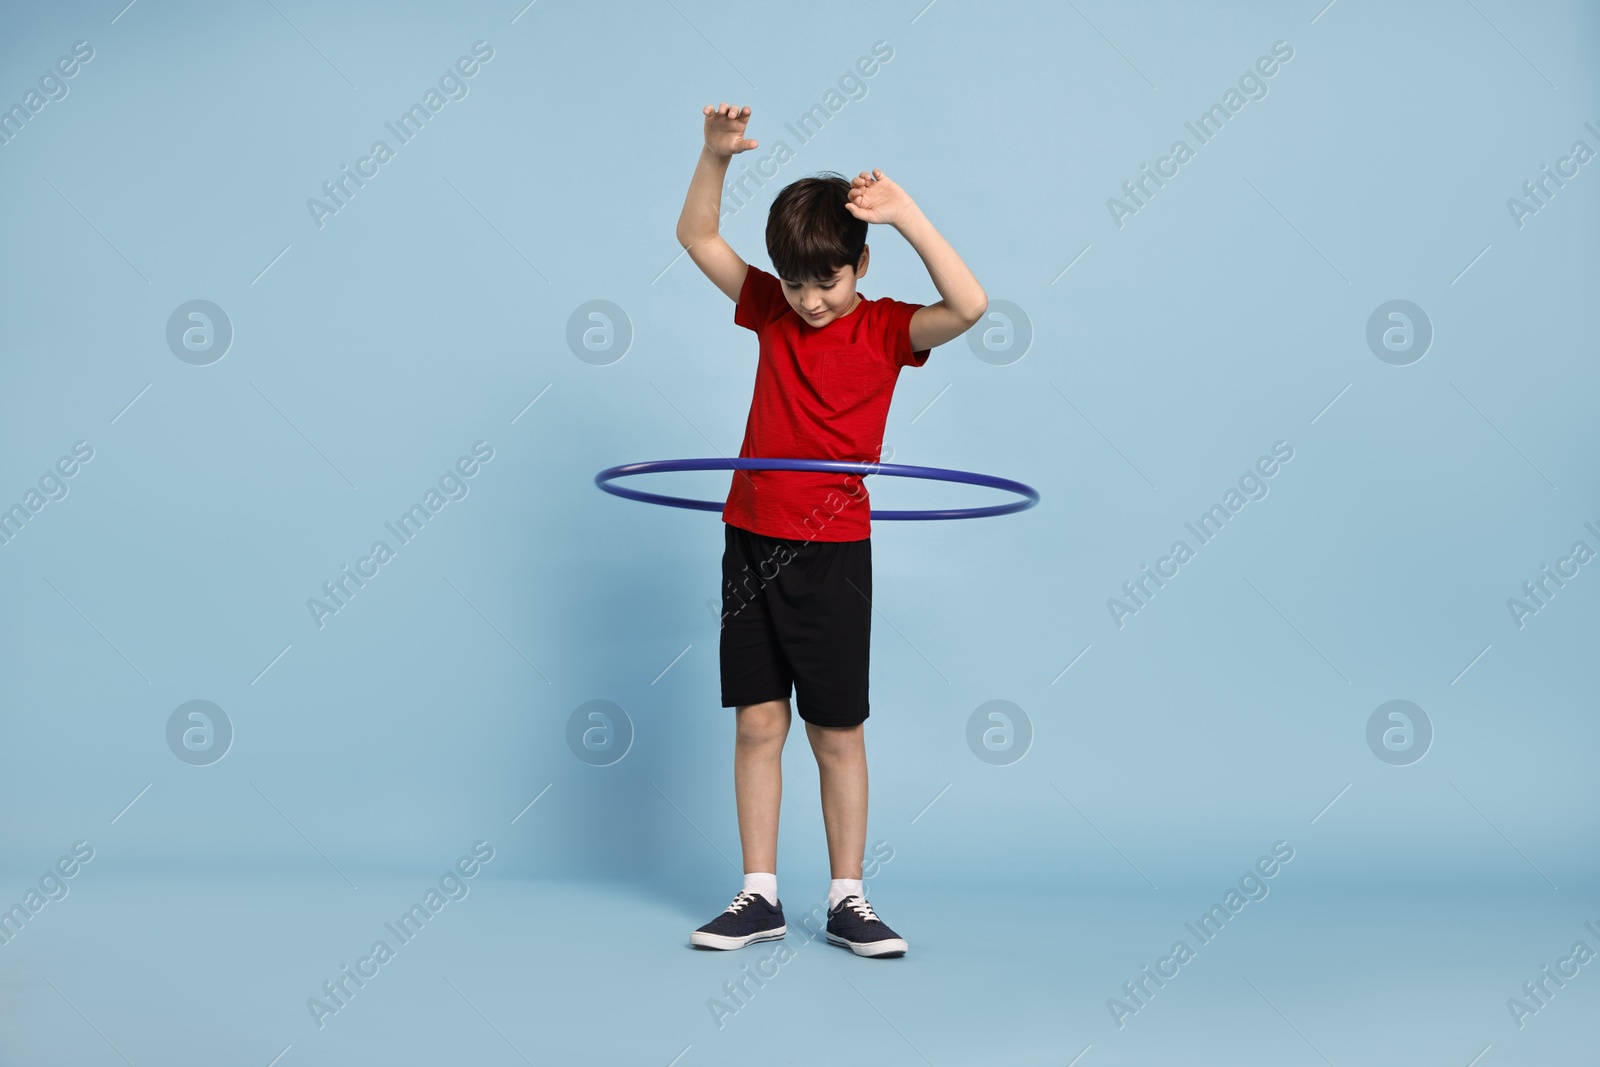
805, 721, 867, 880
734, 699, 791, 873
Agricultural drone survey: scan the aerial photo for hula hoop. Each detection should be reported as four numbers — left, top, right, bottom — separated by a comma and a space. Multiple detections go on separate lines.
594, 457, 1039, 521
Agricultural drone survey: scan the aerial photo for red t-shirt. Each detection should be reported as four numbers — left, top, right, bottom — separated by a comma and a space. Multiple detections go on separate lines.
722, 265, 929, 542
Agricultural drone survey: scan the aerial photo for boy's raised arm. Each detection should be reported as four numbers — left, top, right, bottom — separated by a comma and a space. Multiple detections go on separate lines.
844, 169, 988, 352
675, 103, 756, 303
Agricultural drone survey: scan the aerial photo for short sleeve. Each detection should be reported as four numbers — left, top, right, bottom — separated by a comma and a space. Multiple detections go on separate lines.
878, 298, 930, 368
734, 265, 789, 333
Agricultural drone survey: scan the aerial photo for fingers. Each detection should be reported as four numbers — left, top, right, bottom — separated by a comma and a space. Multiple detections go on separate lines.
850, 170, 885, 194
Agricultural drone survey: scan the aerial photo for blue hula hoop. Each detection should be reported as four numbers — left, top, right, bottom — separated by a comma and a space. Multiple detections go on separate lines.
594, 457, 1039, 521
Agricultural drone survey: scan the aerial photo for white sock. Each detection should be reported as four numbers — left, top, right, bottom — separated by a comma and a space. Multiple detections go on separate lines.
743, 872, 778, 906
828, 878, 864, 910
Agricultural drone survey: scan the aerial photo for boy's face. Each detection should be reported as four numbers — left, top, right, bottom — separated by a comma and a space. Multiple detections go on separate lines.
782, 247, 869, 328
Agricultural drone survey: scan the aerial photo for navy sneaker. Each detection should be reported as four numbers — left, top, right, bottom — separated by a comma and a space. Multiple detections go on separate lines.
690, 890, 786, 950
825, 895, 908, 958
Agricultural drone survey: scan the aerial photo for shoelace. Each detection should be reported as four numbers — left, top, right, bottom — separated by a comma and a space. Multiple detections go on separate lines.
724, 890, 759, 914
841, 896, 879, 923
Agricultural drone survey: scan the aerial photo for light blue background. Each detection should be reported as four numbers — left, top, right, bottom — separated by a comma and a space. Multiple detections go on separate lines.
2, 1, 1596, 1064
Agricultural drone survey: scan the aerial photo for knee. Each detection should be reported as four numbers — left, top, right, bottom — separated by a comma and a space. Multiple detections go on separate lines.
807, 722, 864, 764
736, 702, 790, 750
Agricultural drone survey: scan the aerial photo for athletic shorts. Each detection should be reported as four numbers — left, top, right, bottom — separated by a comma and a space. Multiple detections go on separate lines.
719, 522, 871, 728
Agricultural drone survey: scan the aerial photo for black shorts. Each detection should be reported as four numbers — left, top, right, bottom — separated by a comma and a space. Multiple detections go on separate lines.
719, 523, 871, 728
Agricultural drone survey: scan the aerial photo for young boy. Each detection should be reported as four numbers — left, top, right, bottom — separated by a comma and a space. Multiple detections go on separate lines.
674, 102, 986, 958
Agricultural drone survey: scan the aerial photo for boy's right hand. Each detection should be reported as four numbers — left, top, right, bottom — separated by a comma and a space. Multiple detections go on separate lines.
702, 103, 758, 157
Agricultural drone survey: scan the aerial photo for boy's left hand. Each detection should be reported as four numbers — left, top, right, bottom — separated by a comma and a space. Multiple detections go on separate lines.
845, 169, 918, 226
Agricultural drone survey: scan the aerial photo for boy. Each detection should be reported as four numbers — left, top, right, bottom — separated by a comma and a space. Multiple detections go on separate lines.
674, 102, 986, 958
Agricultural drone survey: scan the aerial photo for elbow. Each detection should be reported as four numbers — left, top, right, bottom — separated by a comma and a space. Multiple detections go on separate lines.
674, 216, 698, 248
677, 222, 716, 250
960, 292, 988, 326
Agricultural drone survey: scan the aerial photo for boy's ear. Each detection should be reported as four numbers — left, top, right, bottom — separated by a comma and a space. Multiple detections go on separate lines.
855, 245, 870, 277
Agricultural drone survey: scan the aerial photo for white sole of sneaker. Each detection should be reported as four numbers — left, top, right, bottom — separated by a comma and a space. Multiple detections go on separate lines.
689, 925, 786, 950
826, 932, 908, 958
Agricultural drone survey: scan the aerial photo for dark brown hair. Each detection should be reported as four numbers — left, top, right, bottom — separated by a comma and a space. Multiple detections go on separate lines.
765, 172, 868, 284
